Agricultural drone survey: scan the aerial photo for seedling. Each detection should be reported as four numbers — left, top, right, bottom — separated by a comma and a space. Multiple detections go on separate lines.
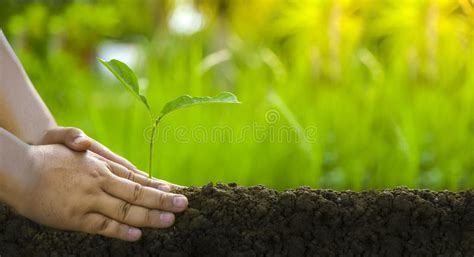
98, 58, 240, 178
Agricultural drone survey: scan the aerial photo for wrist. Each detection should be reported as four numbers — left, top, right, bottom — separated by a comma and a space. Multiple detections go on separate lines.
31, 124, 58, 145
0, 128, 34, 209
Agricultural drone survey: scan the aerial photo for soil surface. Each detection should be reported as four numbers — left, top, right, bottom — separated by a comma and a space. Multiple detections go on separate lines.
0, 183, 473, 257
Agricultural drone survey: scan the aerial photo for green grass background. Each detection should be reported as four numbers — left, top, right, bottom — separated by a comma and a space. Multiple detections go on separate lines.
1, 0, 473, 190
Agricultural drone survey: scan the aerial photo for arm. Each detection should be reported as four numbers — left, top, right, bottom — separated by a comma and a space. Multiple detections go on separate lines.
0, 128, 32, 207
0, 30, 56, 144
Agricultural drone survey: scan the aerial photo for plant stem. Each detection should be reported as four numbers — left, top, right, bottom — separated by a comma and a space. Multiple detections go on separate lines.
148, 117, 161, 178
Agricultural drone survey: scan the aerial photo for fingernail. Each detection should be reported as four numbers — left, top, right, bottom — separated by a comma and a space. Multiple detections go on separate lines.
73, 135, 86, 144
173, 196, 188, 208
127, 228, 141, 240
158, 184, 171, 192
160, 213, 174, 224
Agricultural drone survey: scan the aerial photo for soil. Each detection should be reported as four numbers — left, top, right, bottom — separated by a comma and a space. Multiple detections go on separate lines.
1, 183, 473, 257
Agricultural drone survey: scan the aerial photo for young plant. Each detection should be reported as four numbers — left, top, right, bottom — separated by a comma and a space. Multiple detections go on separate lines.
98, 58, 240, 178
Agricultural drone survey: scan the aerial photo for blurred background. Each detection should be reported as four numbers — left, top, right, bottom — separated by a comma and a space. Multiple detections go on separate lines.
0, 0, 473, 190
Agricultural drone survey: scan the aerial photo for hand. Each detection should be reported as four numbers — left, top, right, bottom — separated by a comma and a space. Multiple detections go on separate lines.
11, 144, 188, 241
37, 126, 178, 191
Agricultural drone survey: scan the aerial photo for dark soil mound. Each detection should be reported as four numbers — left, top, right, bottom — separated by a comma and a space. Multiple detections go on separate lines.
1, 183, 473, 256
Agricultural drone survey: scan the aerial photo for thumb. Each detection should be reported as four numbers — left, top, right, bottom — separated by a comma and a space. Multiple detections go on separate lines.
41, 127, 92, 152
69, 133, 92, 151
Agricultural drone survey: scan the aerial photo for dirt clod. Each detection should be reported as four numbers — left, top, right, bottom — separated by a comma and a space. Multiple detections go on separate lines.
1, 184, 473, 256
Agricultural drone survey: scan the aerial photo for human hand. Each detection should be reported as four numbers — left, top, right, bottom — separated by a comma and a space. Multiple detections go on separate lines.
38, 126, 178, 191
11, 144, 188, 241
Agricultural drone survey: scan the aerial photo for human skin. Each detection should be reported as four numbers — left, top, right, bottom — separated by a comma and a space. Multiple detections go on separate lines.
0, 31, 187, 241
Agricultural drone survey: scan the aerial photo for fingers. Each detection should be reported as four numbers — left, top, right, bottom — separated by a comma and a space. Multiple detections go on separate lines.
151, 177, 184, 190
83, 213, 142, 241
93, 194, 176, 229
125, 165, 183, 190
42, 127, 137, 171
43, 127, 183, 191
40, 127, 92, 151
88, 138, 137, 171
132, 170, 183, 190
101, 173, 188, 212
101, 159, 170, 191
92, 146, 182, 191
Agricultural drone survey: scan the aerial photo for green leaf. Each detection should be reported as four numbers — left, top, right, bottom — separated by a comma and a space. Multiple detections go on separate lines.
159, 92, 240, 119
98, 58, 150, 110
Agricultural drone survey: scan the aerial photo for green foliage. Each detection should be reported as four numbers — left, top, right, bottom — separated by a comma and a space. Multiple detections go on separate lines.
3, 0, 473, 190
160, 92, 240, 119
99, 58, 240, 177
98, 58, 150, 112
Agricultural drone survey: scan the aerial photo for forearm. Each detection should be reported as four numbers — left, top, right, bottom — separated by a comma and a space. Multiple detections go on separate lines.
0, 128, 31, 207
0, 30, 56, 144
